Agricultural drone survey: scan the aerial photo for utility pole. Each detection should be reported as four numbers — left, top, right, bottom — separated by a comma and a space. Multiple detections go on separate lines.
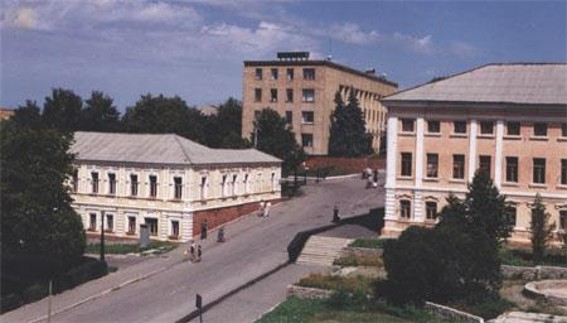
196, 293, 203, 323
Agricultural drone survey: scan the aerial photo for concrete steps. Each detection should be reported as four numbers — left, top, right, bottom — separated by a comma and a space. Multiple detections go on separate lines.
296, 235, 354, 266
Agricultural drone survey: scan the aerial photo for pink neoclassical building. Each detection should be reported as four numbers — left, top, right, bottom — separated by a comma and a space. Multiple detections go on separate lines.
381, 63, 567, 243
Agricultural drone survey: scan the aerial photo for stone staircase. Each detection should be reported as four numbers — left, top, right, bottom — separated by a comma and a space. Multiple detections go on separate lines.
296, 235, 354, 266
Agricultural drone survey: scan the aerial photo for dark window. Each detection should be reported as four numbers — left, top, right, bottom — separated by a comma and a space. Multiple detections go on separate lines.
401, 119, 414, 132
145, 218, 158, 236
426, 153, 438, 178
506, 157, 518, 183
303, 68, 315, 80
128, 216, 136, 234
427, 120, 440, 133
72, 169, 79, 193
222, 174, 228, 197
285, 111, 293, 125
480, 121, 494, 135
174, 177, 182, 199
533, 158, 546, 184
508, 207, 517, 227
302, 89, 315, 102
286, 68, 294, 80
108, 173, 116, 195
561, 159, 567, 185
200, 176, 207, 199
301, 111, 314, 124
171, 220, 179, 238
454, 121, 467, 134
254, 88, 262, 102
286, 89, 293, 102
91, 172, 99, 194
426, 202, 437, 220
562, 123, 567, 137
149, 175, 158, 198
479, 155, 491, 175
507, 122, 520, 136
106, 214, 114, 232
255, 68, 262, 80
401, 152, 412, 177
533, 123, 547, 136
560, 210, 567, 230
270, 68, 278, 80
270, 89, 278, 102
89, 213, 97, 231
301, 134, 313, 147
130, 174, 138, 196
400, 200, 411, 218
232, 174, 238, 195
453, 155, 465, 179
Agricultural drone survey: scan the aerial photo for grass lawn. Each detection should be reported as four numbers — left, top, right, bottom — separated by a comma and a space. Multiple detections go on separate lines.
85, 241, 177, 255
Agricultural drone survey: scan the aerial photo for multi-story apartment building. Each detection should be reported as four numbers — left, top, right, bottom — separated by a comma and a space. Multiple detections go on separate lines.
70, 132, 281, 242
242, 52, 398, 155
382, 63, 567, 243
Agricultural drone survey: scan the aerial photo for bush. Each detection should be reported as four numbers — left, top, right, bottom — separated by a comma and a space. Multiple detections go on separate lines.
449, 291, 514, 319
350, 238, 389, 249
298, 273, 374, 293
333, 254, 383, 267
22, 283, 49, 303
326, 287, 370, 310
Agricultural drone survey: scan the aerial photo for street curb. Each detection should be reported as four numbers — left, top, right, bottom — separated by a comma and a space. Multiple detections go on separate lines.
28, 265, 169, 323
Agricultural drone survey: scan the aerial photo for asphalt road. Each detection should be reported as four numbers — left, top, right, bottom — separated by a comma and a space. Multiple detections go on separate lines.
40, 176, 385, 322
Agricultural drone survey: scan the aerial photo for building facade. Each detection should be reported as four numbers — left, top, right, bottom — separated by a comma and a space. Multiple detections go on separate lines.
382, 63, 567, 243
70, 132, 281, 242
242, 52, 398, 155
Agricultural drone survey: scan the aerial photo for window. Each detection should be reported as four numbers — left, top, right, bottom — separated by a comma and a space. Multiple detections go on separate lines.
89, 213, 97, 231
72, 169, 79, 193
302, 89, 315, 102
480, 121, 494, 135
401, 119, 414, 132
400, 200, 411, 219
128, 216, 136, 234
427, 120, 440, 133
508, 207, 517, 227
255, 68, 262, 80
91, 172, 99, 194
232, 174, 238, 195
200, 176, 208, 199
426, 202, 437, 220
533, 123, 547, 136
254, 88, 262, 102
562, 123, 567, 137
560, 210, 567, 230
303, 68, 315, 80
479, 155, 491, 175
108, 173, 116, 195
244, 174, 250, 194
453, 155, 465, 179
286, 68, 294, 80
301, 111, 314, 124
286, 89, 293, 102
561, 159, 567, 185
285, 111, 293, 125
302, 134, 313, 147
426, 154, 438, 178
454, 121, 467, 134
145, 218, 158, 236
506, 157, 518, 183
401, 152, 412, 177
270, 89, 278, 102
149, 175, 158, 198
270, 68, 278, 80
271, 172, 277, 191
222, 174, 228, 197
106, 214, 114, 232
171, 220, 179, 238
174, 177, 182, 199
130, 174, 138, 196
507, 122, 520, 136
533, 158, 546, 184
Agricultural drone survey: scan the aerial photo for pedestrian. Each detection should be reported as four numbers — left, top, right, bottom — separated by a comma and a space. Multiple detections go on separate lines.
264, 201, 271, 217
200, 219, 208, 240
258, 200, 265, 217
333, 203, 340, 223
197, 244, 202, 262
217, 226, 225, 243
366, 175, 373, 189
190, 241, 196, 262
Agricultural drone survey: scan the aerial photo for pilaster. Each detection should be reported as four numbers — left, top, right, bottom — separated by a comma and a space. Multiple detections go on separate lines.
468, 119, 477, 182
494, 120, 504, 188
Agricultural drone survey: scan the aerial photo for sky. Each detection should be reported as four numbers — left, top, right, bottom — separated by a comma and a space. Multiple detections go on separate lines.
1, 0, 566, 111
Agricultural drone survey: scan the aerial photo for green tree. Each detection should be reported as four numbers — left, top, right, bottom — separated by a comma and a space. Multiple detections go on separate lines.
328, 89, 372, 157
1, 122, 86, 266
204, 98, 249, 148
12, 100, 43, 129
530, 193, 556, 265
42, 88, 83, 132
80, 91, 121, 132
252, 108, 305, 175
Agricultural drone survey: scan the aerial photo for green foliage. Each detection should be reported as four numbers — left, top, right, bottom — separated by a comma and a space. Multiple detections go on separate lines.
500, 246, 566, 267
328, 88, 373, 157
80, 91, 121, 131
203, 98, 250, 148
334, 254, 383, 267
85, 241, 176, 255
297, 273, 374, 293
1, 122, 86, 265
448, 291, 514, 319
530, 193, 556, 265
252, 108, 306, 175
350, 238, 389, 249
42, 88, 83, 131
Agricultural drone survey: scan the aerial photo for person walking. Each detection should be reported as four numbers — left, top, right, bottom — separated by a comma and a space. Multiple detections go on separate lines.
264, 201, 272, 217
217, 226, 225, 243
197, 244, 202, 262
258, 200, 265, 217
189, 241, 196, 262
333, 203, 340, 223
200, 219, 208, 240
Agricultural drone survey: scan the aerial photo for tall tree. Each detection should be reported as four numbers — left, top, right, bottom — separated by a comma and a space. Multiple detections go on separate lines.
1, 121, 86, 265
12, 100, 43, 129
42, 88, 83, 132
252, 108, 305, 175
530, 193, 555, 265
80, 91, 121, 132
328, 88, 372, 157
203, 98, 249, 148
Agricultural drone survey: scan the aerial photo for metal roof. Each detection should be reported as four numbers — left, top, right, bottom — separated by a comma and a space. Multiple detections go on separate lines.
71, 132, 281, 166
383, 63, 567, 106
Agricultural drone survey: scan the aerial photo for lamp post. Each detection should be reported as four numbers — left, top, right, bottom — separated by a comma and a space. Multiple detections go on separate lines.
100, 210, 106, 262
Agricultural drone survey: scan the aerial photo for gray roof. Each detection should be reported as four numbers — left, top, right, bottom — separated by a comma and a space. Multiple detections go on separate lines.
383, 63, 567, 106
71, 132, 281, 166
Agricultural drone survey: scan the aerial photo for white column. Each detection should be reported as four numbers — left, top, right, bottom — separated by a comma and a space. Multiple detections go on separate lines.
494, 120, 504, 188
414, 116, 425, 221
468, 119, 477, 182
385, 115, 398, 220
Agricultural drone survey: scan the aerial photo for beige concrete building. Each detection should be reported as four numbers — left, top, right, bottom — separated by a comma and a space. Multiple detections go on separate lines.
70, 132, 281, 242
0, 108, 15, 120
242, 52, 398, 155
382, 63, 567, 243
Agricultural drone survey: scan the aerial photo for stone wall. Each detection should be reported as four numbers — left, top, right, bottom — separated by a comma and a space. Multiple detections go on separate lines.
424, 302, 484, 323
501, 265, 567, 280
286, 285, 333, 299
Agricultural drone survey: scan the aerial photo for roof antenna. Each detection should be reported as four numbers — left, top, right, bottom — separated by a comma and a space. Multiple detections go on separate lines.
327, 38, 332, 61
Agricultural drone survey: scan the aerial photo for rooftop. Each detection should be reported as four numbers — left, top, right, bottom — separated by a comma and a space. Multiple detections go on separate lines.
71, 132, 281, 166
383, 63, 567, 106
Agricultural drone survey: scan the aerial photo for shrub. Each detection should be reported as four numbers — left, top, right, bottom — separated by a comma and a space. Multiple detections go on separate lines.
350, 238, 390, 249
22, 283, 48, 303
449, 291, 514, 319
334, 254, 383, 267
298, 273, 373, 293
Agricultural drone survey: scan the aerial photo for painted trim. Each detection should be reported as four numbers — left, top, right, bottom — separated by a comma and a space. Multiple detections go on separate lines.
385, 116, 398, 189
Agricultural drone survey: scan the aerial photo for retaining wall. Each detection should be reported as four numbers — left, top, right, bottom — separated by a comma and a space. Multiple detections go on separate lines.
424, 302, 484, 323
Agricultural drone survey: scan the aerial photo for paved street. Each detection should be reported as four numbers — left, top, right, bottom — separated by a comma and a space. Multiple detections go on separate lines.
3, 176, 384, 323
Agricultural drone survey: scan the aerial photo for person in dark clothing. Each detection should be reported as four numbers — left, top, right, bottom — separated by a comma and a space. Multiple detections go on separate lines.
200, 219, 208, 240
333, 203, 341, 223
217, 226, 225, 243
197, 245, 202, 262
